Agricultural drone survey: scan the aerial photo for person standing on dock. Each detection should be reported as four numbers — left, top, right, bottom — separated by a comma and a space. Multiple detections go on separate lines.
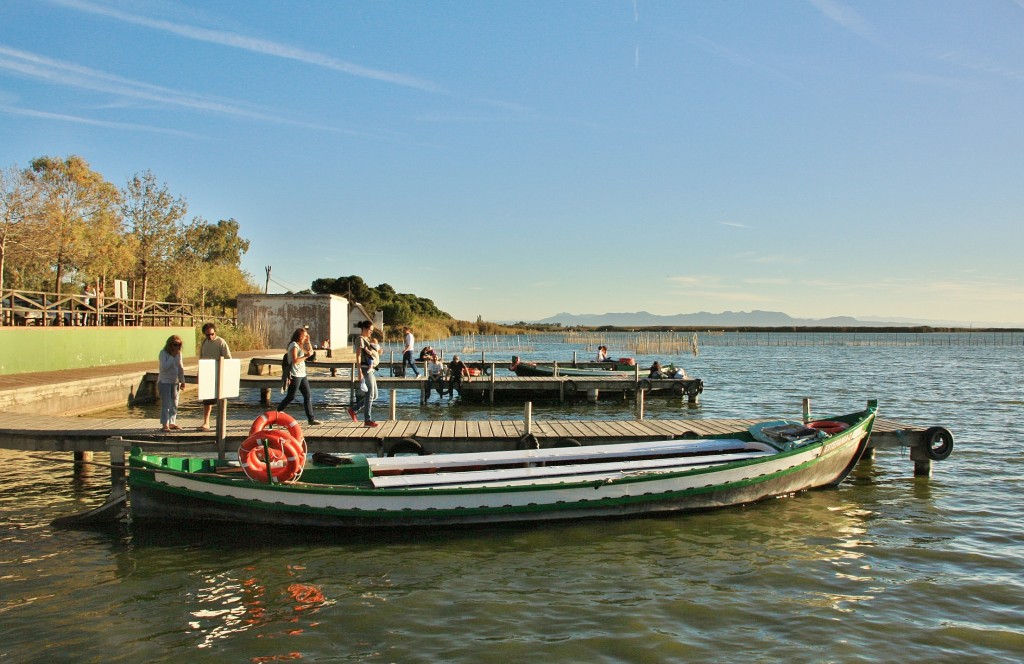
402, 326, 419, 377
197, 322, 231, 431
158, 335, 186, 431
277, 327, 322, 425
348, 320, 379, 427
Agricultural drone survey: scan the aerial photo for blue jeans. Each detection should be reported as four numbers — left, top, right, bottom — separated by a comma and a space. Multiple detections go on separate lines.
158, 382, 179, 426
277, 375, 314, 421
402, 350, 419, 375
353, 368, 378, 421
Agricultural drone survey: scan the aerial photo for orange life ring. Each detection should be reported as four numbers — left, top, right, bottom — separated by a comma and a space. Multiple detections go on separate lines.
806, 420, 849, 435
249, 410, 304, 447
239, 429, 304, 483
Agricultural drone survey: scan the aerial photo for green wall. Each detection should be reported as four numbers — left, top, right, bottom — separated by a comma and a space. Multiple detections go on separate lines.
0, 327, 196, 375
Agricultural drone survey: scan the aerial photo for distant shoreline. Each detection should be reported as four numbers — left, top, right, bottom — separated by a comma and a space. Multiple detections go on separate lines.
539, 325, 1023, 334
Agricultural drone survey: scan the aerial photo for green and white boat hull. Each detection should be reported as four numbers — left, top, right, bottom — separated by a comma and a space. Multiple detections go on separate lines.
128, 402, 876, 528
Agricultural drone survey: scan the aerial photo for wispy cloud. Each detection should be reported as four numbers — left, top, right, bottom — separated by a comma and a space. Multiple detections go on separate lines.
50, 0, 444, 94
889, 70, 985, 92
0, 45, 365, 134
0, 103, 201, 137
808, 0, 876, 41
688, 35, 801, 86
930, 50, 1024, 84
666, 275, 708, 287
718, 221, 748, 229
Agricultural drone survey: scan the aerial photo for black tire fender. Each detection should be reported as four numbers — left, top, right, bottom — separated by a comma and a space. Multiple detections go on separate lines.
387, 438, 425, 457
517, 433, 540, 450
550, 437, 581, 448
638, 378, 652, 391
671, 382, 685, 396
923, 426, 953, 461
563, 380, 577, 395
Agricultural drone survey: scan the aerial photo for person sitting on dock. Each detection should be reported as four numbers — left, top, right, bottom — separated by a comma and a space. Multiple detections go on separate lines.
419, 346, 438, 362
447, 355, 470, 399
424, 355, 447, 401
648, 361, 666, 379
596, 345, 612, 362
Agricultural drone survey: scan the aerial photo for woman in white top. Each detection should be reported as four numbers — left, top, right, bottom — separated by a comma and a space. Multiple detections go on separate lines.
276, 327, 321, 425
157, 335, 186, 431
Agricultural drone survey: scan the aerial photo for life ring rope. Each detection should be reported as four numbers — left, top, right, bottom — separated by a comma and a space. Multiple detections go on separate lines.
240, 422, 306, 483
249, 409, 304, 444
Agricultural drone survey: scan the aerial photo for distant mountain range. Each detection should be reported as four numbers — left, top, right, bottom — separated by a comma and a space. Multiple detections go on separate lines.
529, 310, 1010, 328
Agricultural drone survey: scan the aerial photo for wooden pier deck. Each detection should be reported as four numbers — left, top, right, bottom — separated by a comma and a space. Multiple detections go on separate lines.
137, 361, 705, 404
0, 409, 937, 460
0, 354, 952, 476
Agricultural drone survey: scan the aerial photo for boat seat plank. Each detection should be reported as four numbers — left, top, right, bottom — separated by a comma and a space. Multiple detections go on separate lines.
368, 438, 756, 473
370, 449, 773, 489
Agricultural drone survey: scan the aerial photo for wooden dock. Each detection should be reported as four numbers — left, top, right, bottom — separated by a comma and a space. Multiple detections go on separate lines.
0, 410, 949, 476
134, 355, 705, 405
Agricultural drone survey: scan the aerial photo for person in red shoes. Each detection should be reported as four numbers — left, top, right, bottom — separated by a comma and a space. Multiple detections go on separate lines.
348, 320, 380, 427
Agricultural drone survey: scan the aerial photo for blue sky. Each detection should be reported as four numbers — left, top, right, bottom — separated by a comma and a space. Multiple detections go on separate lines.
2, 1, 1022, 325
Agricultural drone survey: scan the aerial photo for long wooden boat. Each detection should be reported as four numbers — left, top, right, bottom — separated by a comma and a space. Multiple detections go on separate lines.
126, 401, 877, 528
508, 355, 642, 377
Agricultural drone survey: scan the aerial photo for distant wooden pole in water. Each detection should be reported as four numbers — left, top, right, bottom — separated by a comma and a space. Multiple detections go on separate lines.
802, 397, 811, 423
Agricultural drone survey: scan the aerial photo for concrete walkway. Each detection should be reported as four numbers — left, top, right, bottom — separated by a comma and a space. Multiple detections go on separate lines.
0, 350, 274, 416
0, 349, 273, 391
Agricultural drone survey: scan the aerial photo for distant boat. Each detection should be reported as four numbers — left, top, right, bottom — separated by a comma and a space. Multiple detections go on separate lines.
508, 355, 642, 377
124, 402, 877, 529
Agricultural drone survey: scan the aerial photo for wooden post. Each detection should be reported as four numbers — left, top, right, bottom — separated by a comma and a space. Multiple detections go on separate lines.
637, 387, 645, 420
73, 450, 93, 476
524, 401, 532, 436
260, 387, 271, 406
910, 444, 933, 477
572, 351, 577, 366
802, 397, 811, 423
389, 389, 397, 421
215, 357, 226, 461
107, 437, 127, 501
489, 363, 496, 404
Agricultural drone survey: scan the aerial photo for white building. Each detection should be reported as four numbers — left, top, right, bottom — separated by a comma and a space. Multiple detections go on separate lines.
237, 294, 382, 350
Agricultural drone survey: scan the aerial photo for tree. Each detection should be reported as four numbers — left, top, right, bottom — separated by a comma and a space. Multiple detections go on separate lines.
0, 164, 39, 297
173, 217, 256, 309
382, 300, 413, 326
27, 156, 120, 294
122, 170, 188, 304
312, 275, 378, 312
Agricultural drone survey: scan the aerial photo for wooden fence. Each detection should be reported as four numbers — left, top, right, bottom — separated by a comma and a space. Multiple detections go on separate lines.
1, 288, 197, 327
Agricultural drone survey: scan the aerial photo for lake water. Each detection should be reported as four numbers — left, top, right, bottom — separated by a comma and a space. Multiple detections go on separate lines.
2, 334, 1022, 662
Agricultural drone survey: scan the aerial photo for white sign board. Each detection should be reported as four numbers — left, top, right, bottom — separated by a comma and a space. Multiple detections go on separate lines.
197, 359, 241, 400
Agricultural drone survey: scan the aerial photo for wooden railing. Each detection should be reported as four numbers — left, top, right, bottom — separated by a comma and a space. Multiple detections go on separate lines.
1, 288, 197, 327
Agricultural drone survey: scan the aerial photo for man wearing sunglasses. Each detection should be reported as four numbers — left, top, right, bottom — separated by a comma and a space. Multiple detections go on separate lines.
197, 322, 232, 431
